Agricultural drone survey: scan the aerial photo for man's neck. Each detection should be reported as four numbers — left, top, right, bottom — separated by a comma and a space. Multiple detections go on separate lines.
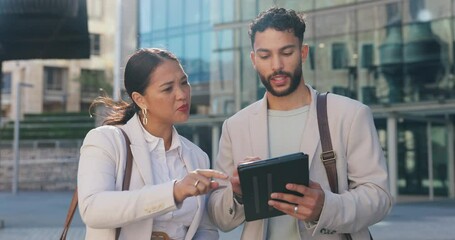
267, 83, 311, 111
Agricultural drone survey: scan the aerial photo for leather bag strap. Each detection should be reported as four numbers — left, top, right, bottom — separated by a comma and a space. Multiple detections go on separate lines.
316, 93, 373, 240
316, 92, 339, 194
59, 127, 134, 240
59, 188, 78, 240
115, 128, 134, 239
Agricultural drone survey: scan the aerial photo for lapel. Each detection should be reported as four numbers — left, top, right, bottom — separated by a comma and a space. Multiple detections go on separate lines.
299, 86, 321, 168
121, 115, 154, 185
180, 139, 196, 172
249, 95, 270, 159
179, 137, 204, 240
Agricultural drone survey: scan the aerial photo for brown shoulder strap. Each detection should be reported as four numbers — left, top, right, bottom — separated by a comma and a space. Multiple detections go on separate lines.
59, 188, 78, 240
317, 93, 373, 240
60, 127, 134, 240
118, 128, 133, 191
116, 128, 134, 239
316, 92, 339, 194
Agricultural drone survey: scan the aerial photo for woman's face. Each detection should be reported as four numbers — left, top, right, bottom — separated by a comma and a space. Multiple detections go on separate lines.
136, 59, 191, 126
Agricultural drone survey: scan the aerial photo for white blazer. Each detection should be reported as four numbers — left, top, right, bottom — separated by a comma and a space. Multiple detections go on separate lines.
77, 115, 218, 240
208, 85, 392, 240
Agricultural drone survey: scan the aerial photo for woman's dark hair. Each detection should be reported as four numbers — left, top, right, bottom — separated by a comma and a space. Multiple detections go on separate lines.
89, 48, 179, 125
248, 7, 306, 48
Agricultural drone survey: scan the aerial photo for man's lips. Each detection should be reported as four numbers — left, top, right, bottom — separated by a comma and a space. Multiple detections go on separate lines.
270, 75, 289, 85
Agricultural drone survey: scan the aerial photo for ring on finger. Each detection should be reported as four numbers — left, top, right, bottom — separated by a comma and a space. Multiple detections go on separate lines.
294, 205, 299, 214
194, 179, 200, 188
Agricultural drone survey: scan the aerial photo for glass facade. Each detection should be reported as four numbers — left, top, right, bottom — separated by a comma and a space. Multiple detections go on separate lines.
138, 0, 455, 198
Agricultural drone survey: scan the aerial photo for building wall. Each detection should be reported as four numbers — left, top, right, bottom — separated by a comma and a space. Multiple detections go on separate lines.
1, 0, 117, 121
138, 0, 455, 198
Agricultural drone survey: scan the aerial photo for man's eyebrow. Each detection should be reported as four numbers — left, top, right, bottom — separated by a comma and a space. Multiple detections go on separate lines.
255, 44, 297, 53
280, 45, 297, 51
255, 48, 271, 53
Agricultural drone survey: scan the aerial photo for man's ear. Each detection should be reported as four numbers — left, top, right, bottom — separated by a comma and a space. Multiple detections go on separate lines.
301, 44, 309, 64
131, 91, 145, 109
250, 50, 257, 70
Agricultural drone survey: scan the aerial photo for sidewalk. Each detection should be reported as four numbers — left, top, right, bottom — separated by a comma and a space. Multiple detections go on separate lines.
1, 191, 454, 240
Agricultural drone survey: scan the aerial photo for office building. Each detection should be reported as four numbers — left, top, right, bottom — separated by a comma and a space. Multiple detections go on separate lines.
138, 0, 455, 200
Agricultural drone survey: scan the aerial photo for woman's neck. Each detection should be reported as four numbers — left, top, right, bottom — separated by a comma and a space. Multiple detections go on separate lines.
143, 120, 173, 150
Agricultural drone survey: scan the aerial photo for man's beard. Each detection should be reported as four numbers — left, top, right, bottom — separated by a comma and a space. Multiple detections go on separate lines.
259, 64, 302, 97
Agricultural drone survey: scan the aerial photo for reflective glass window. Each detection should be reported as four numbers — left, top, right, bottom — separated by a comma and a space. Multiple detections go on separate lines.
185, 0, 201, 25
213, 0, 234, 24
1, 72, 11, 94
168, 37, 184, 58
152, 0, 166, 30
139, 0, 152, 33
169, 0, 183, 28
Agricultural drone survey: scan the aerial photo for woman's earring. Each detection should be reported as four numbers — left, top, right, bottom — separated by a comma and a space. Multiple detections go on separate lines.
142, 108, 148, 126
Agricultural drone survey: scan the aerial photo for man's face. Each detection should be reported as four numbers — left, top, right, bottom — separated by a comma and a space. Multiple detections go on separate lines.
250, 28, 307, 97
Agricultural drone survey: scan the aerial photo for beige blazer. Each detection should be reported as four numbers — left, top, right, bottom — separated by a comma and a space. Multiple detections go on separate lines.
208, 85, 392, 240
77, 115, 218, 240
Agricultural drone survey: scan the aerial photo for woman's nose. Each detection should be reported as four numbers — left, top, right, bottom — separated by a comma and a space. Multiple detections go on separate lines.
176, 85, 188, 100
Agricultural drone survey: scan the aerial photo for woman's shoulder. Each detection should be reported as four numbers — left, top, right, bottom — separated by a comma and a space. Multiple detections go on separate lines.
83, 125, 124, 146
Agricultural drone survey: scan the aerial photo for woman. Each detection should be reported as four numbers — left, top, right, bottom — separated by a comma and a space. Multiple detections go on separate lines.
77, 48, 228, 240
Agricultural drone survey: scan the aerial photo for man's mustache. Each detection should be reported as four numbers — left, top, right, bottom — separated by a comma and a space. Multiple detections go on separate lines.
268, 71, 292, 80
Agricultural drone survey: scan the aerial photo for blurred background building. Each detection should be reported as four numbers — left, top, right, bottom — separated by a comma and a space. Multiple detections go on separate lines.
1, 0, 454, 201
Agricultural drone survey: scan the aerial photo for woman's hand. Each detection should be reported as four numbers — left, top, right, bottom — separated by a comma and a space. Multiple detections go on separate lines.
174, 169, 228, 204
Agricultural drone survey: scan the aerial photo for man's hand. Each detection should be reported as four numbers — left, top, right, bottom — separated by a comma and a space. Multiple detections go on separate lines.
268, 180, 325, 222
231, 156, 261, 196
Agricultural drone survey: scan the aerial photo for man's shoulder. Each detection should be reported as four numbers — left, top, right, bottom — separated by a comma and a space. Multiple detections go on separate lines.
324, 93, 372, 123
327, 93, 366, 110
227, 99, 262, 122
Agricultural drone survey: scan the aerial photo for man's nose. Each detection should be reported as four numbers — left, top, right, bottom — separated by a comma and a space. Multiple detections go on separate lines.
271, 56, 284, 72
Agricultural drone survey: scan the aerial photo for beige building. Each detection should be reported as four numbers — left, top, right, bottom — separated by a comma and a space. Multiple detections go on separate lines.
0, 0, 134, 123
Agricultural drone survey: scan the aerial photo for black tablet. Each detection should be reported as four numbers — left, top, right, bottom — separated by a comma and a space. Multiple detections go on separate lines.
237, 152, 309, 221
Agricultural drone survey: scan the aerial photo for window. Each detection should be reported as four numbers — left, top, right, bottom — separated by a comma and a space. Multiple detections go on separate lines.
80, 69, 109, 94
332, 43, 348, 69
309, 46, 315, 70
90, 34, 101, 56
44, 67, 67, 91
1, 72, 12, 93
361, 44, 374, 69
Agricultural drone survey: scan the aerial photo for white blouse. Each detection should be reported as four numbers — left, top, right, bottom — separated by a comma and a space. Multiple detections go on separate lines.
141, 125, 198, 240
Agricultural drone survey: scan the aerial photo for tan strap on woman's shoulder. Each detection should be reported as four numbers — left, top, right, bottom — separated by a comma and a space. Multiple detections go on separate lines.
59, 189, 78, 240
59, 127, 134, 240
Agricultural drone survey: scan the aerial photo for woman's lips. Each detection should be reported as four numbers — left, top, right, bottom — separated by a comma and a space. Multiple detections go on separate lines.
177, 104, 189, 112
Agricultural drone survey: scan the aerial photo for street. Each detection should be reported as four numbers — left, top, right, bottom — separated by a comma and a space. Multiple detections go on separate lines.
0, 192, 454, 240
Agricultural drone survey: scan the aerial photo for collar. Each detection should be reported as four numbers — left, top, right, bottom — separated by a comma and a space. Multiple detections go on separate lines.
139, 119, 182, 155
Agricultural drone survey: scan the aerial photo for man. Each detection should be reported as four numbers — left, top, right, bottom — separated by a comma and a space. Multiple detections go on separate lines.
208, 7, 392, 240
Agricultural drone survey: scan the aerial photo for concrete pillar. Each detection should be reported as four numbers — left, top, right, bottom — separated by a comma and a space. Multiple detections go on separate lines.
387, 115, 398, 200
427, 122, 434, 201
211, 124, 220, 168
448, 121, 455, 198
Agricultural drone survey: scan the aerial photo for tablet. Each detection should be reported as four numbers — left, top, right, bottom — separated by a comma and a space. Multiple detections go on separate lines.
237, 152, 309, 221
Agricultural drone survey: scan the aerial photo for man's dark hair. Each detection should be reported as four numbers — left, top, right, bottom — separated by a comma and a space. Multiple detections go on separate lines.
248, 7, 306, 48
